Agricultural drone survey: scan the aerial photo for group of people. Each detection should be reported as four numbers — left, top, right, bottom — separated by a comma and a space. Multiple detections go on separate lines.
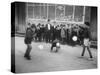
24, 20, 93, 60
27, 23, 86, 45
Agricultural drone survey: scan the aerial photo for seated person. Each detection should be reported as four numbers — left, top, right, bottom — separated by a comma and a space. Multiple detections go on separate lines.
51, 38, 60, 52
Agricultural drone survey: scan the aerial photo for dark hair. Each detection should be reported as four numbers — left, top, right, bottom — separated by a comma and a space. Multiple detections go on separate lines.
47, 19, 50, 22
31, 24, 36, 28
85, 22, 90, 26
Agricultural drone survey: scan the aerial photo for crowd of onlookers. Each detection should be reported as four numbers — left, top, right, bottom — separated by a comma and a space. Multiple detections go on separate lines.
24, 21, 91, 60
23, 18, 96, 60
27, 22, 90, 46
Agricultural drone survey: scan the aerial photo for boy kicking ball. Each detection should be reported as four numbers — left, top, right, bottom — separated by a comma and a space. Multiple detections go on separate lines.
81, 29, 93, 61
51, 39, 60, 53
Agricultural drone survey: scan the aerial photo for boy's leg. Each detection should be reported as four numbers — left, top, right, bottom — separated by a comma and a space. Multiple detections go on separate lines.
81, 45, 86, 56
55, 47, 59, 52
87, 46, 93, 58
24, 44, 32, 59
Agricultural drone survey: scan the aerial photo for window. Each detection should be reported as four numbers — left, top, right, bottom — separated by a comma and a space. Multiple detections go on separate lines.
48, 4, 55, 20
27, 3, 85, 23
40, 4, 47, 19
65, 5, 73, 21
85, 6, 91, 22
28, 6, 34, 18
74, 6, 84, 22
34, 3, 41, 19
56, 5, 64, 21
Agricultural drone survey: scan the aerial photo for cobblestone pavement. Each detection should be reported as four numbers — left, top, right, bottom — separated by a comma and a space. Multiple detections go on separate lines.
13, 37, 97, 73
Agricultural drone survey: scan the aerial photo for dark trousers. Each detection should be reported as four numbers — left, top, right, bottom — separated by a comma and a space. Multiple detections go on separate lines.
81, 45, 93, 58
24, 44, 32, 57
46, 31, 51, 42
51, 46, 59, 52
51, 43, 60, 52
51, 43, 56, 51
51, 46, 54, 51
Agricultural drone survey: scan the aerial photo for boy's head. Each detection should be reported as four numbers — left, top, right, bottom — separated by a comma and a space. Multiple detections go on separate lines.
31, 24, 36, 32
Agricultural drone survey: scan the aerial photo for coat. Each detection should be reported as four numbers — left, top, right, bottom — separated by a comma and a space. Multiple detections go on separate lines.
61, 28, 65, 38
24, 28, 35, 44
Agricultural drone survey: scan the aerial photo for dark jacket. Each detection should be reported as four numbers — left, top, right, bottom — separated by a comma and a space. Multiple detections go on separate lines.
52, 39, 59, 47
24, 28, 35, 44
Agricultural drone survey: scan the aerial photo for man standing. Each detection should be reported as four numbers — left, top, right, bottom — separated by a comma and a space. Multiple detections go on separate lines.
24, 24, 36, 60
45, 19, 51, 43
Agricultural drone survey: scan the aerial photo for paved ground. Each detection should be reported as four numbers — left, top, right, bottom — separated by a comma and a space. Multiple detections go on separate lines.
13, 37, 97, 73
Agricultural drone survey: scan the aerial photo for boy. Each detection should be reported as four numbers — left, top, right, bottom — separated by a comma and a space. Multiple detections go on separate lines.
24, 24, 36, 60
81, 29, 93, 60
51, 39, 60, 53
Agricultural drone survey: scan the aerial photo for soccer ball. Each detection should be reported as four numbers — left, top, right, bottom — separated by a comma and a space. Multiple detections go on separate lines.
72, 36, 78, 41
38, 45, 43, 49
56, 43, 60, 47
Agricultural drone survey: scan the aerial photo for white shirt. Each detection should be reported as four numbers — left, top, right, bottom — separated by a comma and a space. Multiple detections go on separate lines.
48, 24, 50, 30
83, 38, 90, 46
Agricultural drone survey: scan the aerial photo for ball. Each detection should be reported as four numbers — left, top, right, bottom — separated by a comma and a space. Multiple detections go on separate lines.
38, 45, 43, 49
72, 36, 77, 41
56, 43, 60, 47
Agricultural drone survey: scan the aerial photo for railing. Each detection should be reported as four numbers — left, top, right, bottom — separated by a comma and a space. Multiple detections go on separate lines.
90, 41, 97, 46
90, 41, 97, 48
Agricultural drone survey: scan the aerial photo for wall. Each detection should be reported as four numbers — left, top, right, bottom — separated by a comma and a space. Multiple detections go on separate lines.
15, 2, 26, 33
90, 7, 97, 40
